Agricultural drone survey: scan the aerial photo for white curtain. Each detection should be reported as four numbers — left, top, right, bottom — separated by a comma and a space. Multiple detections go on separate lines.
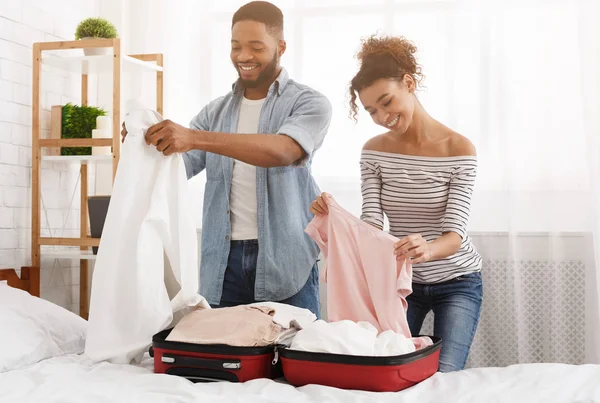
108, 0, 600, 366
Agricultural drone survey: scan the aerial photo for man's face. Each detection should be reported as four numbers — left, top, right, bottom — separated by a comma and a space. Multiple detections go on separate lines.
230, 20, 283, 88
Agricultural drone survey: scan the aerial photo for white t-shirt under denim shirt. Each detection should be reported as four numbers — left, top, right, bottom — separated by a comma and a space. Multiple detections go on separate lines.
230, 96, 265, 240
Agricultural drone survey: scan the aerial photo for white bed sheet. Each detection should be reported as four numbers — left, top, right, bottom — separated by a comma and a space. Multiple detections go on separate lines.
1, 354, 599, 403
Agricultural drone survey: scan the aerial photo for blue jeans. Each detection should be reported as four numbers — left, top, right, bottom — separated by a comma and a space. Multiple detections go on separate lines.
214, 240, 321, 318
407, 271, 483, 372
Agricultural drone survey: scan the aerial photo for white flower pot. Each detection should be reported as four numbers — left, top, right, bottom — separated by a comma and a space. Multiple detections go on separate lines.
81, 37, 111, 56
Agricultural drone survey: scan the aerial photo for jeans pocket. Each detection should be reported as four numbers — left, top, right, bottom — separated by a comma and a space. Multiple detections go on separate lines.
455, 272, 483, 295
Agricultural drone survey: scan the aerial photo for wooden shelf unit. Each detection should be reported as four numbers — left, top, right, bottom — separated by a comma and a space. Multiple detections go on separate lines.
31, 38, 164, 318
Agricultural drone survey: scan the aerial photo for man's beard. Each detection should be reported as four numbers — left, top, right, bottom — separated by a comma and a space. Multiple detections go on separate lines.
237, 52, 279, 89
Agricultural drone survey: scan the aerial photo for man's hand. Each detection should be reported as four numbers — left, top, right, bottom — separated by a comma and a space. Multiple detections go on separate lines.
145, 120, 195, 156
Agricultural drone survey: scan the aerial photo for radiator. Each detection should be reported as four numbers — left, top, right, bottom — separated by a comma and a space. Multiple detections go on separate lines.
420, 258, 587, 368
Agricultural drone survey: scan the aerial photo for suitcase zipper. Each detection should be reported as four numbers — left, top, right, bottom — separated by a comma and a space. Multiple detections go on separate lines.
272, 347, 279, 365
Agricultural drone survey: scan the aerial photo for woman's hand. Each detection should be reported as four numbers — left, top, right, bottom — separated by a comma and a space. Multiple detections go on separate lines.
394, 234, 432, 264
310, 192, 332, 216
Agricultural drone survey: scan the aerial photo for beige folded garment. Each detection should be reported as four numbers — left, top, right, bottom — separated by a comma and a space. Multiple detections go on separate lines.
166, 305, 282, 347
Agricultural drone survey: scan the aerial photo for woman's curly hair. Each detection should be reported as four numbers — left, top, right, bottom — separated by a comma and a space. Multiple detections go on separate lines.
349, 35, 424, 121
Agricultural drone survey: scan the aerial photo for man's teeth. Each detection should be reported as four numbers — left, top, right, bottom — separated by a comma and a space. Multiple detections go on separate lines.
240, 65, 258, 71
386, 115, 399, 127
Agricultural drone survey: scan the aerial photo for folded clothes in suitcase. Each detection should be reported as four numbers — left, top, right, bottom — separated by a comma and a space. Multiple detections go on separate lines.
278, 336, 442, 392
151, 328, 281, 383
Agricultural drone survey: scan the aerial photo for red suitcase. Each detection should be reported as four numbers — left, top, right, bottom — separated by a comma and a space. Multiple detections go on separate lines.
278, 336, 441, 392
150, 328, 281, 383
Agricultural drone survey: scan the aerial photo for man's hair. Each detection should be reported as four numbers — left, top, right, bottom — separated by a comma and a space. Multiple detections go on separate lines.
232, 1, 284, 38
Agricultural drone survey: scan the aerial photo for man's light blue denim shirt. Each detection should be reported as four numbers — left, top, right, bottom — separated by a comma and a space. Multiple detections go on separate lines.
182, 68, 332, 305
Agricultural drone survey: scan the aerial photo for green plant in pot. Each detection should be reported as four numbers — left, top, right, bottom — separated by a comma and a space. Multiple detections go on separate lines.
75, 17, 118, 56
61, 103, 107, 156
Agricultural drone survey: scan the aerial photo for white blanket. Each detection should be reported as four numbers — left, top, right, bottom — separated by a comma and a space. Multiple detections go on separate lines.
1, 354, 599, 403
84, 107, 209, 365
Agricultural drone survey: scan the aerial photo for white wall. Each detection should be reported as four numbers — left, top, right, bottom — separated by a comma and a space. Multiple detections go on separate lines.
0, 0, 102, 313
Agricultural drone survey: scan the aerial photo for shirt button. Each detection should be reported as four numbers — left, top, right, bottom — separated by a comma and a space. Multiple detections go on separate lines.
225, 236, 229, 240
226, 210, 230, 214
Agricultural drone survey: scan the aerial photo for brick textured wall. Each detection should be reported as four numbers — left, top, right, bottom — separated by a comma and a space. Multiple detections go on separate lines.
0, 0, 101, 313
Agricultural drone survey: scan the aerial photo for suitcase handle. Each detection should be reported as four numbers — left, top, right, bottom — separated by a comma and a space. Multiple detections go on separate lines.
161, 353, 241, 370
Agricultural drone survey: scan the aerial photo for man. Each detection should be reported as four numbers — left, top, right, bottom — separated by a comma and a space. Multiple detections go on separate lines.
121, 1, 331, 317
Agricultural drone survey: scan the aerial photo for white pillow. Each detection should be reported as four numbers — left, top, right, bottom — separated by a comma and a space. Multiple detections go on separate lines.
0, 283, 87, 372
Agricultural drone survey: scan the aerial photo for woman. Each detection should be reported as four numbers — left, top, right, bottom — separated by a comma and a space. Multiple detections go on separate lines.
310, 35, 483, 372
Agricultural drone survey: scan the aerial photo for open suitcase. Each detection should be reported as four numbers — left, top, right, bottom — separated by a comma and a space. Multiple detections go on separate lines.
151, 327, 441, 391
150, 328, 282, 383
278, 336, 442, 392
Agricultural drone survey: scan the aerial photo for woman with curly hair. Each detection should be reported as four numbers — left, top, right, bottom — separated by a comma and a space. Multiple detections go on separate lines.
310, 35, 483, 372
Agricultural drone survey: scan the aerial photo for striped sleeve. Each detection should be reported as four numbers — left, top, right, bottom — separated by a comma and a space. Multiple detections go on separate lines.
442, 162, 477, 239
360, 157, 384, 229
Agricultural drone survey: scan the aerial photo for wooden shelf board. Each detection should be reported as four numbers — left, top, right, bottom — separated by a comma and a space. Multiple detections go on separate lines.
42, 155, 113, 164
41, 54, 163, 74
41, 249, 97, 260
39, 237, 100, 247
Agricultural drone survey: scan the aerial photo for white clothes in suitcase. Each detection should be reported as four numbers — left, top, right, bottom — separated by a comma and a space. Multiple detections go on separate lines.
84, 106, 209, 364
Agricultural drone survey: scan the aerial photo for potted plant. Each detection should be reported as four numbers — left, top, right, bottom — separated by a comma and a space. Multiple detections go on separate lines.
61, 103, 107, 156
75, 17, 118, 56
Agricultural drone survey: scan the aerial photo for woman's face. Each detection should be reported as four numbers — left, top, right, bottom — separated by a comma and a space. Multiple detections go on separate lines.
358, 76, 415, 134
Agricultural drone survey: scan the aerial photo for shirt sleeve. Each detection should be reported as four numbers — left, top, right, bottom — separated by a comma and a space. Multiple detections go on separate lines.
276, 91, 332, 167
359, 155, 384, 229
442, 160, 477, 239
182, 104, 211, 179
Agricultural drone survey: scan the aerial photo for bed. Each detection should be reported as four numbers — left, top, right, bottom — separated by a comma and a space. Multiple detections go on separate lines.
0, 266, 40, 296
1, 267, 600, 403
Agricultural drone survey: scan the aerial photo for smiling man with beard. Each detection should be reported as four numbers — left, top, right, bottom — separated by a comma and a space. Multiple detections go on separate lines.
122, 1, 332, 316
